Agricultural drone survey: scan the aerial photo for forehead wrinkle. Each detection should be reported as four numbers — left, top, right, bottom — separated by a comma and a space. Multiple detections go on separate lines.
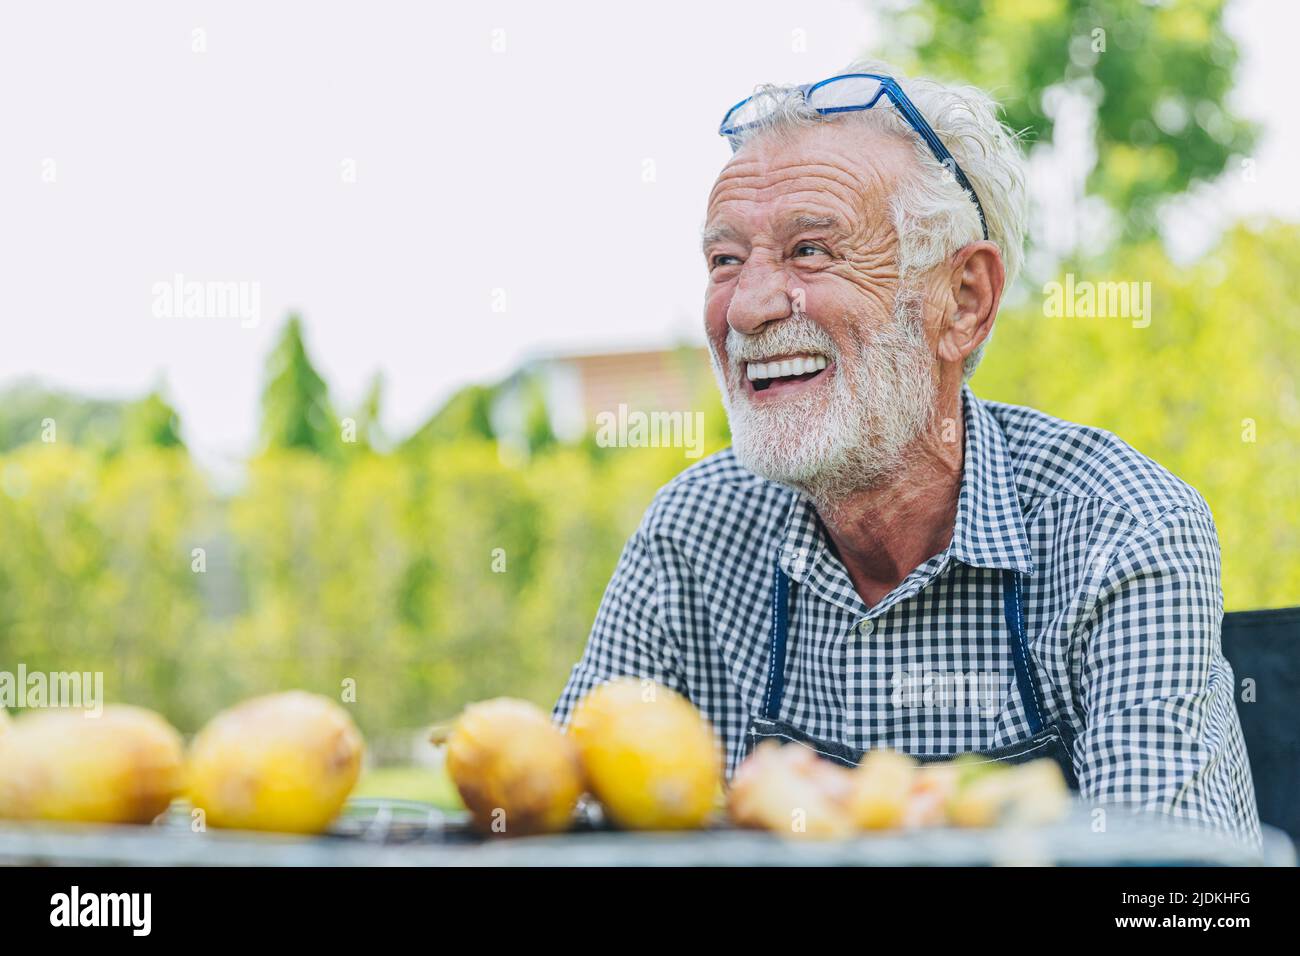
709, 121, 913, 219
775, 212, 847, 238
711, 159, 878, 201
707, 160, 893, 236
706, 192, 873, 252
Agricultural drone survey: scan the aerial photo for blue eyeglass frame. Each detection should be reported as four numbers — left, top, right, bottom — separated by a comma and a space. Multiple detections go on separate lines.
718, 73, 989, 241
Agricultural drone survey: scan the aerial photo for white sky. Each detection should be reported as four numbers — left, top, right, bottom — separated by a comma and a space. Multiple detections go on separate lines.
1, 0, 1295, 476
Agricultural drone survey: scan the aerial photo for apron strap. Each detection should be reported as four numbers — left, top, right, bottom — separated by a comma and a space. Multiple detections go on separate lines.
1002, 569, 1045, 735
762, 557, 790, 720
763, 561, 1049, 734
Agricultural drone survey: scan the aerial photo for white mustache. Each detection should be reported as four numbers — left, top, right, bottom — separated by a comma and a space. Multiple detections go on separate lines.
725, 314, 838, 367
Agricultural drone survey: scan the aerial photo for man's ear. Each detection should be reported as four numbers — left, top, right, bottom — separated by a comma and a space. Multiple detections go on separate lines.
936, 241, 1005, 370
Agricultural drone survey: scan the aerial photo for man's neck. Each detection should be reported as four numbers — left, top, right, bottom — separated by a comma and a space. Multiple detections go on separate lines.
814, 393, 966, 609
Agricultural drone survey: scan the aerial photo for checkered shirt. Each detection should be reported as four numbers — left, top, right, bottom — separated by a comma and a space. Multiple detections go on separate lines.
553, 386, 1261, 844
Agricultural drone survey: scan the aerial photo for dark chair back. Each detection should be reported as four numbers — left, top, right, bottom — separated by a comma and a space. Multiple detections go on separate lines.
1221, 606, 1300, 843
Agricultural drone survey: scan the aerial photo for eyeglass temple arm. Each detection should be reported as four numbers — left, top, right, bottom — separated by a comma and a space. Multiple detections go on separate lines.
883, 84, 990, 241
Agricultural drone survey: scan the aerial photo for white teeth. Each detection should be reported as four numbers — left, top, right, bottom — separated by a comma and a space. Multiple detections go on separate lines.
745, 354, 829, 383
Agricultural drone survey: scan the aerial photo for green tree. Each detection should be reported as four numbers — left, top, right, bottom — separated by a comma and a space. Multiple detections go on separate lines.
886, 0, 1255, 243
259, 315, 338, 456
0, 384, 129, 454
0, 384, 184, 455
402, 383, 497, 450
340, 372, 387, 454
121, 391, 184, 450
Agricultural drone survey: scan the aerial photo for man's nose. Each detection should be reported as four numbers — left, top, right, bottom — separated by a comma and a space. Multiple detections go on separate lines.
727, 262, 793, 335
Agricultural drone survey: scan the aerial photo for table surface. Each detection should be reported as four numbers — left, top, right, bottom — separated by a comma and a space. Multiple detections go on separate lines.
0, 800, 1292, 866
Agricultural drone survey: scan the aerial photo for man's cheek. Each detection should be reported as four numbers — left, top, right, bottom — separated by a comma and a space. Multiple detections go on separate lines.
703, 288, 732, 343
791, 281, 834, 322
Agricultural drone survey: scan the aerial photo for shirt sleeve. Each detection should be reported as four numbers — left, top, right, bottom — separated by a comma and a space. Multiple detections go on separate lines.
551, 526, 684, 729
1074, 505, 1261, 844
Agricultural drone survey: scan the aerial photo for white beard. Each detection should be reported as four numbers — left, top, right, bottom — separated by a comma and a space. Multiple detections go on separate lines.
709, 289, 938, 504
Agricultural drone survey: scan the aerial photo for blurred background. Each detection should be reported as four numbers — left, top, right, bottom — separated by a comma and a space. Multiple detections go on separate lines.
1, 1, 1297, 797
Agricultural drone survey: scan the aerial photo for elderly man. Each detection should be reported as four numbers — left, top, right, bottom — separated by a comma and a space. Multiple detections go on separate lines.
553, 61, 1259, 842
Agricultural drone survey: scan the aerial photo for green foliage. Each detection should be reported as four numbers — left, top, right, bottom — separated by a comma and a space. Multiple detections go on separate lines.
0, 414, 720, 737
403, 384, 497, 449
122, 392, 185, 450
0, 385, 183, 455
354, 764, 462, 810
519, 377, 558, 457
259, 314, 339, 457
888, 0, 1255, 240
0, 444, 207, 724
345, 372, 387, 453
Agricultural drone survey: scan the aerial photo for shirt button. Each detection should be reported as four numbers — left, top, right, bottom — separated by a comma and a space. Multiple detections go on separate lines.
857, 619, 875, 637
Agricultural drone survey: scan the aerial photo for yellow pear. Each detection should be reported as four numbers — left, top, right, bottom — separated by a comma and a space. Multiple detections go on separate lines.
187, 691, 364, 834
569, 679, 721, 830
444, 698, 583, 836
0, 705, 184, 825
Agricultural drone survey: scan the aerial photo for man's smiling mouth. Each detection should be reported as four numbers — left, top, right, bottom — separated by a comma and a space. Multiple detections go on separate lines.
745, 353, 829, 392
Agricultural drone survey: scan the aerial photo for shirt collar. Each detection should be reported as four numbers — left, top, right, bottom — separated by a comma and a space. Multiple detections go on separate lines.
778, 385, 1035, 585
949, 384, 1035, 576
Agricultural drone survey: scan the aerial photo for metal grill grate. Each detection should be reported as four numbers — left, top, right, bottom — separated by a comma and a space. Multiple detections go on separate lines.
159, 797, 613, 845
156, 798, 481, 845
329, 799, 475, 843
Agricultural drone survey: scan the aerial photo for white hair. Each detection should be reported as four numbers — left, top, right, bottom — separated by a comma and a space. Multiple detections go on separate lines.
724, 58, 1029, 381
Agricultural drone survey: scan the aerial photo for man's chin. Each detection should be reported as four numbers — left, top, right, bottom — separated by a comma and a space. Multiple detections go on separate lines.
728, 405, 905, 500
731, 427, 840, 487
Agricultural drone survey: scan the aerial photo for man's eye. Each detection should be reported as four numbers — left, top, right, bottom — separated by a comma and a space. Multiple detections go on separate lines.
793, 243, 825, 258
711, 254, 741, 269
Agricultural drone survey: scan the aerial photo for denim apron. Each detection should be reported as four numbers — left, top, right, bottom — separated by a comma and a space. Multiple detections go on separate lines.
745, 558, 1080, 789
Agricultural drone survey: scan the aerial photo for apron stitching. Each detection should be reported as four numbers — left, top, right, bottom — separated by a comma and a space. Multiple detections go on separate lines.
1015, 574, 1046, 721
763, 561, 779, 719
749, 728, 853, 764
752, 727, 1059, 767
